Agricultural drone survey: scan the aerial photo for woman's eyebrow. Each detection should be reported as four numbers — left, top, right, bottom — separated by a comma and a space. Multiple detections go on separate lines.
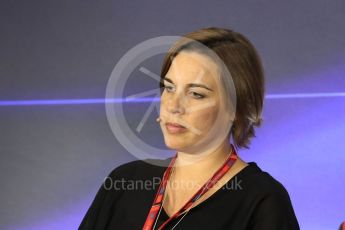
187, 83, 214, 91
163, 77, 213, 91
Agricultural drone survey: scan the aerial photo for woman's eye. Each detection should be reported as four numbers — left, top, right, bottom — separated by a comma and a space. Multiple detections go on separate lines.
163, 85, 174, 92
190, 92, 205, 99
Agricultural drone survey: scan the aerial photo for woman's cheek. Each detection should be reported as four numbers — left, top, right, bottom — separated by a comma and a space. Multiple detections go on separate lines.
193, 108, 218, 131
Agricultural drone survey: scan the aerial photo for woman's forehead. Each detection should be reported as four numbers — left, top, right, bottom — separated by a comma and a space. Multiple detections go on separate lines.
166, 51, 220, 87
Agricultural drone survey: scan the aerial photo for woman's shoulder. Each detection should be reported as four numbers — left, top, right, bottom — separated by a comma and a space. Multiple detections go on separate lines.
236, 162, 300, 229
239, 162, 292, 197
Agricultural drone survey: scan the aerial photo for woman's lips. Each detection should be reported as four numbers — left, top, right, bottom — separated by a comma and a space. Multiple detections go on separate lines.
165, 122, 187, 134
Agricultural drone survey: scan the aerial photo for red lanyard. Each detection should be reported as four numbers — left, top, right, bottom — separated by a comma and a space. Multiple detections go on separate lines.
142, 145, 238, 230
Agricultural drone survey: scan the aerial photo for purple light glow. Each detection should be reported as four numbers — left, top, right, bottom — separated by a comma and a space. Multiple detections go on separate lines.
1, 92, 345, 106
0, 97, 160, 106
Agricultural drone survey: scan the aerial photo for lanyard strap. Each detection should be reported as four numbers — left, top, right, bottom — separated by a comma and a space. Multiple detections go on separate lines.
142, 146, 238, 230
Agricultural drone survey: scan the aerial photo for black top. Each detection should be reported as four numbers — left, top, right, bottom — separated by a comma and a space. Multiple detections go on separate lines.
79, 158, 300, 230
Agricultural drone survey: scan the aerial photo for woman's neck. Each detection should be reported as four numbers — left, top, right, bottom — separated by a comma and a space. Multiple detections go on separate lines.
173, 140, 233, 180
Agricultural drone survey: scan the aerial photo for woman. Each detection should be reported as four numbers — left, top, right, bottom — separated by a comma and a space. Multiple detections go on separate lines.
79, 27, 300, 229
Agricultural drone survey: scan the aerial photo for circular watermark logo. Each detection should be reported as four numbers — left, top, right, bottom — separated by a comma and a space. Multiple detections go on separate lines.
105, 36, 236, 167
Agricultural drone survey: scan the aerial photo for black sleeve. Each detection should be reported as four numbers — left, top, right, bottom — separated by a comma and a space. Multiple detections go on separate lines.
247, 191, 300, 230
78, 162, 135, 230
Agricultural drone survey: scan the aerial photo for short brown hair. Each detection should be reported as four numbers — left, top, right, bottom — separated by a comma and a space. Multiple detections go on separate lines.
160, 27, 265, 149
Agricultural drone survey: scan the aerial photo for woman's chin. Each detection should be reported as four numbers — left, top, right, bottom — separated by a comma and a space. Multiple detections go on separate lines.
164, 139, 190, 151
165, 143, 184, 151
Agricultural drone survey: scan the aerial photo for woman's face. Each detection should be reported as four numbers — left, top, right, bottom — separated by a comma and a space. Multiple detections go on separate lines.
159, 50, 232, 153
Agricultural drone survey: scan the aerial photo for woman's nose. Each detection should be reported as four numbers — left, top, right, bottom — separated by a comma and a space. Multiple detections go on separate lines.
167, 93, 185, 114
